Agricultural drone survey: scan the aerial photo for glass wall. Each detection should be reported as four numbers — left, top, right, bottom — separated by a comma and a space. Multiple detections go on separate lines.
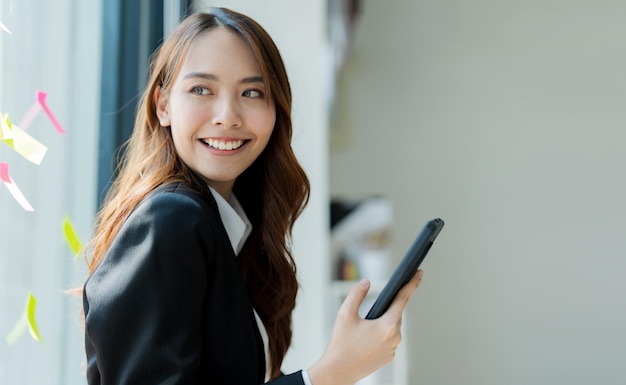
0, 1, 102, 384
0, 1, 185, 384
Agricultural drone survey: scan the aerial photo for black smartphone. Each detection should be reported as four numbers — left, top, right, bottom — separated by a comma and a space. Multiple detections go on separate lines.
365, 218, 444, 319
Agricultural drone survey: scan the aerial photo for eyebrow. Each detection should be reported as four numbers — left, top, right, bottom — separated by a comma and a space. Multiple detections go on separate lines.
183, 72, 264, 84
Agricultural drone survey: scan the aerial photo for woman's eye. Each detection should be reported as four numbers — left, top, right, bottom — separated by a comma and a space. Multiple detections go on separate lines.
242, 89, 264, 98
190, 86, 210, 95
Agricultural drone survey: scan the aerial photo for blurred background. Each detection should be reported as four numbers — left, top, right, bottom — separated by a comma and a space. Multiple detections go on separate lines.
1, 0, 625, 384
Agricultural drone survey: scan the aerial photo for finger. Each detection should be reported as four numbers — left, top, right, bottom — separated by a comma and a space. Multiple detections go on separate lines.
340, 278, 371, 316
383, 270, 423, 319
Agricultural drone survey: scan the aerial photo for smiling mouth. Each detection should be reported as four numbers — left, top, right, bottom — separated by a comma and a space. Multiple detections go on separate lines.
201, 138, 247, 151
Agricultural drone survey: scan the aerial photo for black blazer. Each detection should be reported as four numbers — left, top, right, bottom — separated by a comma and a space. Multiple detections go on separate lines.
83, 182, 304, 385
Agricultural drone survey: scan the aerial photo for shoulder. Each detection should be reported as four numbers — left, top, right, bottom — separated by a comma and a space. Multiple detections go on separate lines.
95, 182, 223, 273
134, 183, 216, 222
118, 182, 220, 244
144, 182, 214, 210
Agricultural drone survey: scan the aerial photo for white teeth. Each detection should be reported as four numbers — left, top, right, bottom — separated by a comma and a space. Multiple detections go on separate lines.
205, 138, 244, 150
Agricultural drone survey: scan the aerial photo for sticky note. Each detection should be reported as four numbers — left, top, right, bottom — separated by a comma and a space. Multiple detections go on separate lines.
0, 162, 34, 211
37, 91, 66, 134
18, 102, 41, 131
0, 21, 10, 35
63, 216, 83, 257
15, 91, 66, 133
5, 293, 43, 345
1, 113, 48, 164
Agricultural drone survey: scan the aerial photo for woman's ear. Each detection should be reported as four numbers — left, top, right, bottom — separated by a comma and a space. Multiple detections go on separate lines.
154, 86, 171, 127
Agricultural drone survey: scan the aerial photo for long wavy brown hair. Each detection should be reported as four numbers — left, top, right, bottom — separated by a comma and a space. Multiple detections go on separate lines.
85, 8, 310, 379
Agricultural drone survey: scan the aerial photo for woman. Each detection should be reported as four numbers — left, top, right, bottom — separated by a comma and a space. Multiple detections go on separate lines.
83, 7, 423, 385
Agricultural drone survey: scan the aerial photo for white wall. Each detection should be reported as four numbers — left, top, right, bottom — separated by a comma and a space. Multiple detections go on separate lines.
330, 1, 626, 384
0, 1, 101, 384
195, 0, 331, 373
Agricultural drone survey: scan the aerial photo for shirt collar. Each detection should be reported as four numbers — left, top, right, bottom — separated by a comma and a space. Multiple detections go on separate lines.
208, 186, 252, 256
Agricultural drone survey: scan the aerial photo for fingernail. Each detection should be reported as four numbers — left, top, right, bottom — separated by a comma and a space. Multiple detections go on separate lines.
417, 270, 424, 280
360, 278, 370, 288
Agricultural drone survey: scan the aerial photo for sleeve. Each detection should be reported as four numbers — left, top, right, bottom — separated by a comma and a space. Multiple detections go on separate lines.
266, 371, 306, 385
84, 192, 213, 385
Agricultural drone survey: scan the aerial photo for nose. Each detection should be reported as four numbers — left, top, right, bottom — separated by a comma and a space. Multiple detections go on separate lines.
211, 95, 242, 129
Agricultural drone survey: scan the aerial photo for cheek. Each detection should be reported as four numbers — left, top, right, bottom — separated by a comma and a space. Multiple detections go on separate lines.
258, 124, 275, 152
169, 113, 205, 142
262, 117, 276, 140
168, 127, 186, 156
255, 108, 276, 142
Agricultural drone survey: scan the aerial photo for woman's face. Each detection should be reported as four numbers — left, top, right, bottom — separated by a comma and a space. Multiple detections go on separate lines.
156, 27, 276, 198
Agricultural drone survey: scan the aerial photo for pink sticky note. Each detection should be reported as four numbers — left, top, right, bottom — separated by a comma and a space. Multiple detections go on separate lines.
37, 91, 66, 134
18, 103, 42, 131
0, 162, 9, 183
0, 21, 11, 35
0, 162, 34, 211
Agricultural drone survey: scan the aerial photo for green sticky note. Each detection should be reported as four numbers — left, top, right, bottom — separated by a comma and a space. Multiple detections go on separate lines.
0, 113, 48, 165
63, 216, 83, 257
5, 293, 43, 345
26, 294, 42, 342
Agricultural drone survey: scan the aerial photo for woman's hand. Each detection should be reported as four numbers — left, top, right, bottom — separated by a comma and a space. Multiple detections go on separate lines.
307, 270, 424, 385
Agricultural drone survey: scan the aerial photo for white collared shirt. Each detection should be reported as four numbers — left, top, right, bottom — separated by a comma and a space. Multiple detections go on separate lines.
208, 187, 312, 385
208, 186, 252, 256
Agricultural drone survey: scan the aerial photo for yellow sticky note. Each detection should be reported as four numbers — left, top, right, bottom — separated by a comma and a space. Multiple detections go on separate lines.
0, 113, 48, 165
26, 294, 43, 342
63, 216, 83, 257
5, 293, 43, 345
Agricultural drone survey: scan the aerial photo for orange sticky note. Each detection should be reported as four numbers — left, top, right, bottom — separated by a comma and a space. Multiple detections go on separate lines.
0, 162, 34, 211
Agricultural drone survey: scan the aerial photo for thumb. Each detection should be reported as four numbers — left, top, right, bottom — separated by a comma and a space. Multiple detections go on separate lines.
340, 279, 371, 316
